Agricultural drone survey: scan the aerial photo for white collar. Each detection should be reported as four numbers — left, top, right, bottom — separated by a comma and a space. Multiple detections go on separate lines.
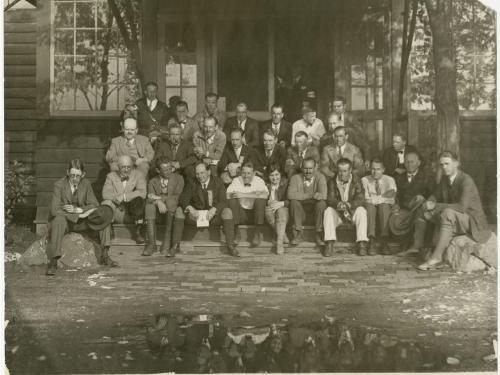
201, 177, 210, 187
449, 172, 458, 184
336, 174, 352, 186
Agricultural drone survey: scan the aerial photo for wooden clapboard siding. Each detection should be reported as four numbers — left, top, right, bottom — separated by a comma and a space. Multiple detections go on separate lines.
4, 7, 38, 223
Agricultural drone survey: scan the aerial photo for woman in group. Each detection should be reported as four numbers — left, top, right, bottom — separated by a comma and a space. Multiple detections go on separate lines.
265, 164, 290, 254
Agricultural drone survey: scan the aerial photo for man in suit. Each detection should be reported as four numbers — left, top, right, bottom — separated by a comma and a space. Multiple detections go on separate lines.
382, 132, 418, 177
227, 162, 269, 247
136, 81, 170, 141
288, 158, 328, 248
154, 123, 197, 181
143, 156, 185, 258
260, 104, 292, 148
178, 162, 238, 256
254, 130, 287, 179
106, 118, 155, 178
323, 158, 369, 257
193, 116, 227, 177
224, 102, 260, 147
102, 155, 147, 244
361, 159, 397, 255
320, 126, 365, 179
285, 131, 320, 178
45, 159, 116, 276
291, 106, 325, 147
218, 128, 257, 184
410, 151, 491, 270
194, 92, 227, 129
167, 100, 200, 142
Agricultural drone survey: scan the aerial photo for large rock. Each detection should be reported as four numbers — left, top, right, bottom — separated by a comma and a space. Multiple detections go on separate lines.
18, 238, 48, 266
444, 233, 497, 272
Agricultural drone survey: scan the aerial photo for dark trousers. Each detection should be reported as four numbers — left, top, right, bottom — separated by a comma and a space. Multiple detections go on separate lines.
105, 197, 146, 223
228, 198, 266, 226
178, 206, 235, 246
366, 203, 391, 238
289, 199, 327, 232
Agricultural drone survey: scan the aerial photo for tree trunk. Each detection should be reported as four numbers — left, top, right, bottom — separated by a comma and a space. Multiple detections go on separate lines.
424, 0, 460, 156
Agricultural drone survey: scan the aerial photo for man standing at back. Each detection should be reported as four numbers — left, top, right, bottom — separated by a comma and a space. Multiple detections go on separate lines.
224, 103, 260, 147
167, 100, 199, 142
194, 92, 227, 129
291, 106, 325, 147
260, 104, 292, 149
382, 132, 418, 177
136, 81, 170, 141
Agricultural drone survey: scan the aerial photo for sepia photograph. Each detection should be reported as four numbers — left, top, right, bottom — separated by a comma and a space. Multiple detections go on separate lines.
3, 0, 498, 373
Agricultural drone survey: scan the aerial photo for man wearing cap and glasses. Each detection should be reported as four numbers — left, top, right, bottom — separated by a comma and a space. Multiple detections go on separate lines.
46, 159, 116, 276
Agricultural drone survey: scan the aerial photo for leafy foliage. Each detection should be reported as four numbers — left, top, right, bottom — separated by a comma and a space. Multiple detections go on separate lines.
5, 161, 35, 225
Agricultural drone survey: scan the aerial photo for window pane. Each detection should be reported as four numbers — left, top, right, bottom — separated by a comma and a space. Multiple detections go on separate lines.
376, 88, 383, 109
367, 88, 375, 110
476, 54, 496, 84
351, 65, 366, 86
182, 87, 197, 114
475, 84, 496, 110
166, 55, 181, 86
54, 29, 74, 55
104, 55, 118, 84
367, 56, 375, 85
54, 56, 75, 110
76, 30, 95, 55
97, 85, 118, 110
166, 87, 181, 103
75, 1, 95, 28
75, 85, 97, 110
54, 2, 74, 28
118, 57, 128, 82
376, 58, 383, 85
351, 88, 367, 110
182, 55, 197, 86
96, 1, 111, 28
165, 22, 196, 53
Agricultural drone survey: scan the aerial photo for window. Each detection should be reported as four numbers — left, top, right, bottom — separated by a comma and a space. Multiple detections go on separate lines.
164, 22, 198, 113
410, 0, 496, 111
52, 0, 140, 112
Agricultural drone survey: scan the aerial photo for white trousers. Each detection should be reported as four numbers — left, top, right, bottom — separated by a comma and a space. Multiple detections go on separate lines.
323, 206, 368, 242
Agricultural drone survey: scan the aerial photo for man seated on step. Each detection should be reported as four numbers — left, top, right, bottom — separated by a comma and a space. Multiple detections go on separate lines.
154, 123, 197, 181
193, 115, 226, 177
408, 151, 492, 271
218, 128, 258, 185
143, 157, 185, 258
361, 158, 397, 256
253, 129, 287, 180
106, 117, 155, 178
177, 161, 238, 256
45, 159, 116, 276
167, 100, 200, 142
320, 126, 365, 179
287, 157, 327, 248
102, 155, 147, 245
323, 158, 369, 257
391, 151, 435, 256
285, 131, 321, 179
227, 161, 269, 247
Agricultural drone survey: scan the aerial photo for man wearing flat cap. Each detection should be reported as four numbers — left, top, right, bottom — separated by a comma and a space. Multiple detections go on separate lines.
46, 159, 116, 276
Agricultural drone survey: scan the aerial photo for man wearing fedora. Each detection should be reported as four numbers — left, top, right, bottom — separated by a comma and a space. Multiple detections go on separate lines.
409, 151, 491, 270
102, 155, 148, 244
323, 158, 369, 257
390, 151, 435, 255
46, 159, 116, 276
143, 156, 185, 258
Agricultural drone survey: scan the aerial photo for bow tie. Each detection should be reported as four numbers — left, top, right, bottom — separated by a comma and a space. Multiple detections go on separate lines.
340, 181, 349, 185
120, 176, 129, 181
244, 183, 251, 187
397, 151, 404, 154
180, 120, 187, 124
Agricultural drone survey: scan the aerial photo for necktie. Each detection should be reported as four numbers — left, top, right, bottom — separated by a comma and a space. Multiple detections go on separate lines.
273, 124, 279, 135
244, 183, 251, 187
339, 114, 342, 121
375, 179, 381, 195
338, 146, 342, 156
238, 121, 243, 130
121, 176, 129, 182
266, 150, 271, 158
408, 174, 414, 183
203, 183, 207, 190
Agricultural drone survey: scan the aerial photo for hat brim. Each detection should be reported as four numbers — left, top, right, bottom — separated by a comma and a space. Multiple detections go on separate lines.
87, 206, 114, 231
389, 209, 414, 236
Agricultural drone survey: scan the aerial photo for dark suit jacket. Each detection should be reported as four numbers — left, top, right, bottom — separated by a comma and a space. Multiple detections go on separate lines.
327, 174, 365, 214
218, 144, 257, 175
224, 117, 260, 147
179, 176, 228, 214
430, 170, 490, 243
253, 145, 287, 176
154, 139, 197, 171
381, 144, 419, 176
395, 170, 435, 209
50, 177, 99, 223
266, 180, 289, 207
285, 145, 321, 177
147, 174, 185, 205
167, 116, 200, 142
136, 98, 170, 137
260, 120, 293, 147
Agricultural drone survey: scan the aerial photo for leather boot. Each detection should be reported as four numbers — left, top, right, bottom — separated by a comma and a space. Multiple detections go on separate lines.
223, 219, 238, 257
315, 231, 325, 247
290, 229, 302, 246
46, 257, 58, 276
323, 241, 334, 257
162, 213, 174, 257
276, 220, 287, 255
251, 226, 264, 247
142, 220, 157, 256
168, 218, 184, 256
134, 222, 145, 244
101, 246, 119, 267
233, 226, 241, 245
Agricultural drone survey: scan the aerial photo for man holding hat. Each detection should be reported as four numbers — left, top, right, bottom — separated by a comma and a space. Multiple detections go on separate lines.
46, 159, 116, 276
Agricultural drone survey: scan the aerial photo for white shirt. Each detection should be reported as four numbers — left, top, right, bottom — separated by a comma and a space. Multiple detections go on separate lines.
336, 175, 352, 202
407, 170, 418, 183
201, 177, 210, 190
397, 148, 405, 164
303, 177, 315, 188
291, 118, 325, 145
160, 178, 169, 193
147, 98, 158, 111
270, 184, 279, 201
300, 148, 308, 159
337, 143, 346, 156
238, 118, 247, 131
448, 172, 458, 185
226, 175, 269, 209
206, 134, 215, 145
272, 122, 281, 135
361, 175, 397, 205
69, 182, 78, 195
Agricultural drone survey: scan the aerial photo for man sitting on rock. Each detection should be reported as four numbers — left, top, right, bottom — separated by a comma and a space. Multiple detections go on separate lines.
102, 155, 147, 244
178, 162, 238, 256
143, 157, 185, 257
410, 151, 492, 270
323, 158, 369, 257
227, 161, 269, 247
106, 117, 155, 178
288, 157, 327, 248
218, 128, 257, 185
46, 159, 116, 276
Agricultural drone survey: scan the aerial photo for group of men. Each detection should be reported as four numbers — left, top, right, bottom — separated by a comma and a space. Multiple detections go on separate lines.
45, 81, 492, 275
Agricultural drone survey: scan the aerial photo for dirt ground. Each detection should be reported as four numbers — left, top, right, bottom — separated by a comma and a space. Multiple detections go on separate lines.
3, 225, 498, 374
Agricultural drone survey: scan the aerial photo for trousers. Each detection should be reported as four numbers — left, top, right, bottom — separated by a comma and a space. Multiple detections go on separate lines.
289, 199, 327, 232
323, 206, 368, 242
228, 198, 266, 225
366, 203, 391, 238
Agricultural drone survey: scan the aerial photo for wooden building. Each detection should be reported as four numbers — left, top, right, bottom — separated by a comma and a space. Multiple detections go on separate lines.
3, 0, 496, 229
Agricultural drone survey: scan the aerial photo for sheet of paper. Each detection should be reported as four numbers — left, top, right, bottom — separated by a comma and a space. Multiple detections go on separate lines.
197, 210, 209, 227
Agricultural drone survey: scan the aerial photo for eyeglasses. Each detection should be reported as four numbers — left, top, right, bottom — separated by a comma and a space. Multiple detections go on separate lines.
68, 174, 83, 178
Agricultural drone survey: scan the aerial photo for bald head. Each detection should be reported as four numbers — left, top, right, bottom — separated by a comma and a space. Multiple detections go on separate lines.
123, 118, 138, 140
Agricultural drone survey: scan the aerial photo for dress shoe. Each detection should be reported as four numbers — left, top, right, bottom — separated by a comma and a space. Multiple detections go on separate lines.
367, 241, 377, 256
315, 232, 325, 247
134, 224, 145, 244
165, 247, 176, 257
290, 230, 302, 246
323, 241, 335, 257
46, 258, 57, 276
251, 231, 263, 247
396, 248, 419, 257
276, 244, 285, 255
142, 243, 156, 256
100, 247, 119, 267
228, 245, 240, 257
357, 241, 368, 256
417, 258, 441, 271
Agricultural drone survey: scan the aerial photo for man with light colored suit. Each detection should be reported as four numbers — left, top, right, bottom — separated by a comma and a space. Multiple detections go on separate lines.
102, 155, 147, 244
193, 116, 227, 177
224, 102, 260, 148
321, 126, 365, 179
106, 118, 155, 178
167, 100, 199, 142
